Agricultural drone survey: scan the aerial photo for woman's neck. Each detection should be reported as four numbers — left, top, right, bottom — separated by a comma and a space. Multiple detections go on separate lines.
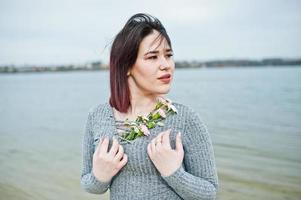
129, 97, 156, 115
113, 95, 164, 121
114, 77, 167, 121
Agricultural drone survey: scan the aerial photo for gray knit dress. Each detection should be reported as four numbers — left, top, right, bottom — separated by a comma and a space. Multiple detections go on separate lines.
81, 102, 219, 200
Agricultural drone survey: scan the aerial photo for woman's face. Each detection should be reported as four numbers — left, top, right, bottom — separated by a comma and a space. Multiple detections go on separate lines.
128, 30, 175, 97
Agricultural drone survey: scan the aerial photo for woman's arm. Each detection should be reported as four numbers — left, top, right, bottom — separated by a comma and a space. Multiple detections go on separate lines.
161, 107, 219, 200
80, 111, 111, 194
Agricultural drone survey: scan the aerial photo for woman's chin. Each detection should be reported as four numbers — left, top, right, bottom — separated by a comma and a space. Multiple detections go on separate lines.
156, 86, 171, 94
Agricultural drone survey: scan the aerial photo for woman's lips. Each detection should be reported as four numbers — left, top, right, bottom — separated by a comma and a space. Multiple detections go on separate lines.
159, 74, 171, 84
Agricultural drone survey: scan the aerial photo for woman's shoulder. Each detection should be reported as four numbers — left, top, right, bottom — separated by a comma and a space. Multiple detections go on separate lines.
172, 101, 198, 117
172, 101, 208, 135
171, 101, 206, 127
87, 102, 111, 119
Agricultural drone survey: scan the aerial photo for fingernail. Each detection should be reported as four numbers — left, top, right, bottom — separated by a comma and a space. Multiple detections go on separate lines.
178, 132, 181, 137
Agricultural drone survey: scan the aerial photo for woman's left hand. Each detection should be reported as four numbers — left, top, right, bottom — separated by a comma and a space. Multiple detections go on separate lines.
147, 129, 184, 177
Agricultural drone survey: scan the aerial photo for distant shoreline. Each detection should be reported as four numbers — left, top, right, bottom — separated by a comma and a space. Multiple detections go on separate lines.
1, 58, 300, 73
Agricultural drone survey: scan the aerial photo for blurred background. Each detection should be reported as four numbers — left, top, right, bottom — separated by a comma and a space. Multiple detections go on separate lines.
0, 0, 300, 199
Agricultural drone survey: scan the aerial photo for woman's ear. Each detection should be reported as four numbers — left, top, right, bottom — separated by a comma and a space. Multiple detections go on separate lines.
127, 71, 131, 76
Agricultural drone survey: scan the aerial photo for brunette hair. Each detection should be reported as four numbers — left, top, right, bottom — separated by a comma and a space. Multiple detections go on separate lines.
109, 13, 172, 113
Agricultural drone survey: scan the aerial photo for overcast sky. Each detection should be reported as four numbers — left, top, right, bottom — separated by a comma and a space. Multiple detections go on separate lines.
0, 0, 300, 65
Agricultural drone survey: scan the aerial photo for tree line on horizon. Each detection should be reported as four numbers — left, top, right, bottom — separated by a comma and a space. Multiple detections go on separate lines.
1, 58, 300, 73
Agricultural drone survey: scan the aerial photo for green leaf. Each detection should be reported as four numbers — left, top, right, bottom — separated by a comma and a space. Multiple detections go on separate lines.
137, 129, 144, 137
155, 102, 163, 110
147, 121, 156, 129
152, 112, 161, 120
126, 129, 136, 140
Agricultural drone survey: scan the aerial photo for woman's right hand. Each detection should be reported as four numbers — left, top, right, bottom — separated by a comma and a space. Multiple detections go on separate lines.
92, 137, 128, 182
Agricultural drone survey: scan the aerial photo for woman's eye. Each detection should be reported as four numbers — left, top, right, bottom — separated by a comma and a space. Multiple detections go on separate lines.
147, 54, 173, 60
149, 56, 157, 60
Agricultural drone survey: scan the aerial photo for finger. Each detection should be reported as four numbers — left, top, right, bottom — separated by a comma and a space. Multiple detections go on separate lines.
154, 129, 169, 146
115, 144, 124, 161
151, 137, 157, 152
94, 137, 104, 155
108, 137, 119, 157
156, 129, 170, 145
147, 143, 153, 158
176, 132, 184, 153
99, 137, 109, 154
117, 154, 128, 169
156, 129, 169, 141
162, 130, 171, 149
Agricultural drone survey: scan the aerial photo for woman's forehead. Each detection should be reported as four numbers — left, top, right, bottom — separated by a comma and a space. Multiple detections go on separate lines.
140, 36, 171, 54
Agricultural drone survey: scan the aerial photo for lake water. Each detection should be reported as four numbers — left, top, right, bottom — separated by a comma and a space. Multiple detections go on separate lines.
1, 66, 300, 200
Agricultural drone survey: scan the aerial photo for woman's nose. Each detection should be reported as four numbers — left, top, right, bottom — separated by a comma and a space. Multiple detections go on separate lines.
159, 56, 170, 70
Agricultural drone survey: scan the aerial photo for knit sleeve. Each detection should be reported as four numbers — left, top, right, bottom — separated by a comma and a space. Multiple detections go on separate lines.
161, 106, 219, 200
80, 110, 111, 194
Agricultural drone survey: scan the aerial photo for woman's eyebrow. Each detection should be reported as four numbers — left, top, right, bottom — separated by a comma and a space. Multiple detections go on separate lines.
144, 50, 159, 56
144, 48, 173, 56
165, 48, 173, 53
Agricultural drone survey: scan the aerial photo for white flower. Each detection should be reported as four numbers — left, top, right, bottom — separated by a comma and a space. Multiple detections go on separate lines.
156, 96, 171, 105
134, 126, 139, 133
139, 124, 150, 136
157, 108, 167, 118
142, 116, 149, 122
156, 96, 165, 103
165, 97, 172, 104
169, 104, 178, 113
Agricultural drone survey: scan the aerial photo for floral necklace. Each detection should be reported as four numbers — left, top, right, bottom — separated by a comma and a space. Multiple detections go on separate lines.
118, 97, 178, 143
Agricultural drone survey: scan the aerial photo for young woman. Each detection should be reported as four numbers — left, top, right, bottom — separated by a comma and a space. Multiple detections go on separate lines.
81, 13, 218, 200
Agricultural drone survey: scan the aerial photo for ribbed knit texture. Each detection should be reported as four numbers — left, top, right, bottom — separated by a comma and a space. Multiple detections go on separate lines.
81, 102, 219, 200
